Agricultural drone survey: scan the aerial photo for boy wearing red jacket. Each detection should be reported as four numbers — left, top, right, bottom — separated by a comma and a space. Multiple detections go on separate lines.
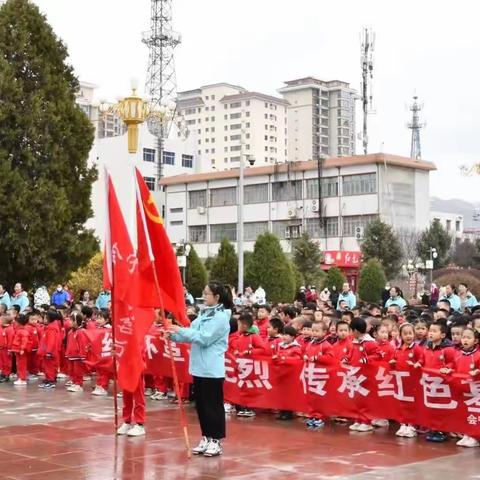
346, 317, 381, 432
26, 310, 42, 378
11, 314, 32, 385
266, 317, 284, 356
375, 324, 395, 362
1, 314, 16, 381
38, 310, 61, 389
65, 311, 90, 392
331, 321, 353, 362
303, 321, 334, 429
254, 305, 271, 341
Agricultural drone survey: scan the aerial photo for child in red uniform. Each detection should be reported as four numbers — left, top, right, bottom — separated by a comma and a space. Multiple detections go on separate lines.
0, 315, 5, 380
453, 327, 480, 447
390, 322, 424, 438
92, 309, 112, 396
331, 321, 352, 362
303, 321, 334, 429
266, 317, 284, 356
413, 317, 429, 347
450, 322, 465, 350
275, 325, 302, 420
255, 305, 271, 341
346, 317, 381, 432
38, 310, 61, 389
11, 314, 32, 385
65, 311, 90, 392
417, 322, 456, 442
26, 310, 42, 379
375, 324, 394, 362
2, 314, 16, 382
298, 321, 313, 354
233, 313, 268, 418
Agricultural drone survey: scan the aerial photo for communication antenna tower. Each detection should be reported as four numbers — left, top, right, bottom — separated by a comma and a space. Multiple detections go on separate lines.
407, 95, 425, 160
360, 28, 375, 155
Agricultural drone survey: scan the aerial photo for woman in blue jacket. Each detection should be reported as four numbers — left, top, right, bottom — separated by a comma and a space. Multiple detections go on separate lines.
167, 282, 232, 457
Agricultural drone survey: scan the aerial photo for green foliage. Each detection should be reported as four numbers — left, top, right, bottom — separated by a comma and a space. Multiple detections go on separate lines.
209, 239, 238, 287
325, 267, 346, 292
292, 233, 323, 285
358, 259, 387, 303
204, 256, 216, 274
417, 219, 452, 268
361, 219, 403, 280
185, 245, 208, 298
288, 258, 304, 291
68, 252, 103, 298
245, 233, 295, 303
0, 0, 98, 287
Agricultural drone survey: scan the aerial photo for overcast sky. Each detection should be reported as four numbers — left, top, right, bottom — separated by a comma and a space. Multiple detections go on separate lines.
31, 0, 480, 203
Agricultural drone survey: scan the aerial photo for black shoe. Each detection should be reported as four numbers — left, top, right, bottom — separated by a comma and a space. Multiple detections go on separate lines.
277, 412, 294, 421
0, 375, 7, 383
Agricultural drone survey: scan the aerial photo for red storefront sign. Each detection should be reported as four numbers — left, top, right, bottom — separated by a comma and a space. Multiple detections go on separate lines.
323, 251, 361, 268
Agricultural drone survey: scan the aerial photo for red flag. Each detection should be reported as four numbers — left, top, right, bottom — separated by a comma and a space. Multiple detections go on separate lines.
104, 173, 155, 392
135, 168, 188, 326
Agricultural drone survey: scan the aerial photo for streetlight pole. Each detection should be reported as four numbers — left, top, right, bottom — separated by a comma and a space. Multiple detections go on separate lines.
238, 155, 244, 295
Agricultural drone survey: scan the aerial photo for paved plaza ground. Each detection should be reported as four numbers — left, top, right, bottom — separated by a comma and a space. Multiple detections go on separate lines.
0, 380, 477, 479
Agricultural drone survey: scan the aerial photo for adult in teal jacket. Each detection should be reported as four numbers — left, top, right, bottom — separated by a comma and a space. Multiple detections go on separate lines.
0, 285, 11, 309
336, 282, 356, 310
385, 286, 407, 310
458, 282, 478, 313
168, 282, 232, 457
439, 284, 461, 313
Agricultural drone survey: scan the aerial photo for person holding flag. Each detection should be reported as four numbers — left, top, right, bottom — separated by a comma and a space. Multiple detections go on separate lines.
166, 282, 232, 457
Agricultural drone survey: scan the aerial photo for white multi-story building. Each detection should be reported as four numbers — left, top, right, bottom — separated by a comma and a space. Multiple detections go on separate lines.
278, 77, 357, 160
160, 153, 435, 259
177, 83, 288, 172
430, 211, 464, 240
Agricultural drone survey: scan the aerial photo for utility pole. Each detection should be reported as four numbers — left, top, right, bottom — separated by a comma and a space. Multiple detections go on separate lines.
408, 95, 425, 160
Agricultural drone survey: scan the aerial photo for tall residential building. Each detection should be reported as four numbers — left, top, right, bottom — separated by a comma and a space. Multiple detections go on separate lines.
177, 83, 288, 172
278, 77, 357, 160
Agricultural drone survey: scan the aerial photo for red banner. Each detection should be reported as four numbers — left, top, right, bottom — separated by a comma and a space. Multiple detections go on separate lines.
144, 333, 192, 384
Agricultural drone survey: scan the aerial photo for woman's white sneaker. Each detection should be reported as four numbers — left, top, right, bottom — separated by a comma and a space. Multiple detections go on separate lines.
116, 423, 131, 435
192, 436, 210, 455
395, 425, 407, 437
403, 426, 417, 438
204, 439, 222, 457
92, 386, 108, 396
127, 424, 145, 437
457, 435, 479, 447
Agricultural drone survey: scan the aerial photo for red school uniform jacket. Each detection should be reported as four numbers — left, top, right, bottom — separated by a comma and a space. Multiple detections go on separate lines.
39, 322, 61, 358
5, 324, 16, 352
454, 348, 480, 374
255, 318, 269, 341
26, 324, 39, 351
332, 337, 353, 362
347, 334, 381, 366
277, 340, 303, 360
422, 341, 457, 369
267, 336, 282, 356
65, 328, 90, 360
376, 339, 395, 362
231, 332, 268, 356
303, 338, 334, 365
0, 325, 5, 350
393, 342, 424, 370
11, 326, 32, 354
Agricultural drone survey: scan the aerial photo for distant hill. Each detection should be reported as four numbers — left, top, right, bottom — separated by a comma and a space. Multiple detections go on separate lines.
430, 197, 480, 229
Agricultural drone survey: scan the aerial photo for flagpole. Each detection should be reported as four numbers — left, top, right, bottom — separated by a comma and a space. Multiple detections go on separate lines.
153, 268, 191, 458
111, 273, 119, 431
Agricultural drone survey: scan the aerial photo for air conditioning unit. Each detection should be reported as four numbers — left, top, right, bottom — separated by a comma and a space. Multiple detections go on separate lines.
355, 226, 364, 240
287, 207, 297, 218
311, 200, 319, 212
197, 206, 206, 215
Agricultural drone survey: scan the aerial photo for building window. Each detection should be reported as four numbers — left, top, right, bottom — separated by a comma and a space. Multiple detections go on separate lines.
230, 102, 241, 108
342, 173, 377, 196
210, 223, 237, 242
169, 207, 183, 213
182, 154, 193, 168
446, 219, 451, 231
143, 148, 156, 163
143, 176, 156, 192
230, 145, 241, 152
230, 156, 241, 163
306, 178, 338, 198
244, 184, 268, 204
230, 112, 241, 119
244, 222, 269, 241
163, 151, 175, 165
210, 187, 237, 207
305, 217, 338, 238
272, 180, 302, 201
456, 220, 461, 232
230, 124, 241, 130
230, 134, 241, 141
170, 220, 183, 226
342, 215, 377, 237
272, 220, 296, 239
189, 225, 207, 243
189, 190, 206, 209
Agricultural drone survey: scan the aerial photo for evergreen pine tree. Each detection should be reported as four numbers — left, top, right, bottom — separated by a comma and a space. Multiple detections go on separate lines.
292, 233, 323, 285
361, 219, 403, 280
416, 219, 452, 268
210, 239, 238, 287
358, 259, 387, 303
325, 267, 346, 292
245, 232, 295, 303
68, 252, 103, 298
0, 0, 98, 286
185, 245, 208, 298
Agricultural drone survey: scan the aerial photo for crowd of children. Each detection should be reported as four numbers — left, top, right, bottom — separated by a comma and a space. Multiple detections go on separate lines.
225, 299, 480, 448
